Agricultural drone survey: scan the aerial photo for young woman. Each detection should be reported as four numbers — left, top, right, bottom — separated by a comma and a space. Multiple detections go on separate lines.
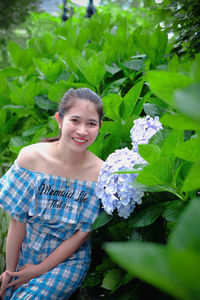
0, 88, 104, 299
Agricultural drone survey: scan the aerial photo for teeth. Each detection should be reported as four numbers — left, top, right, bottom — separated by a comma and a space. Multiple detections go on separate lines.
73, 138, 86, 143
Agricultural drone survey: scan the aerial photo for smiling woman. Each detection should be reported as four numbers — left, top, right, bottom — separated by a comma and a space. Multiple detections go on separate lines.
0, 88, 104, 299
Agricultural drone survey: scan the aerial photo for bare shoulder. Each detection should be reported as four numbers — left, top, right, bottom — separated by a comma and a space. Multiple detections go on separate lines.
17, 143, 48, 170
87, 151, 104, 181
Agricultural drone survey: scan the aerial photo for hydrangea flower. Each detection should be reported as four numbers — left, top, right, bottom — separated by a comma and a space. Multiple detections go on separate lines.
97, 147, 146, 218
130, 115, 163, 152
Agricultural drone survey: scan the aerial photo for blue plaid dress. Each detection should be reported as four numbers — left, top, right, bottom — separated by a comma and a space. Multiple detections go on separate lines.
0, 161, 100, 299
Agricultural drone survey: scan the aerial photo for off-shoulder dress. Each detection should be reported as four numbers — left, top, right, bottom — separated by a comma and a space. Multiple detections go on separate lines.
0, 161, 100, 299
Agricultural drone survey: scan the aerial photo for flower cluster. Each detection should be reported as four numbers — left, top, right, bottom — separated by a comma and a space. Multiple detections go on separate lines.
97, 148, 145, 218
97, 115, 163, 218
130, 115, 163, 152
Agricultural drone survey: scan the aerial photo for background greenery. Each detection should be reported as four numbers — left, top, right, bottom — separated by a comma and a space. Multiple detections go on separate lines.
0, 1, 200, 299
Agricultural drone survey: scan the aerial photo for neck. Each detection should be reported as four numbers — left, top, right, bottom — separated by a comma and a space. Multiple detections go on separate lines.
55, 141, 87, 166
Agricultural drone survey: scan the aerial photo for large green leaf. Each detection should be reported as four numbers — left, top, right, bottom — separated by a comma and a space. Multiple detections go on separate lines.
34, 95, 57, 111
169, 199, 200, 252
129, 203, 164, 228
182, 162, 200, 192
105, 242, 200, 300
100, 121, 122, 135
162, 200, 185, 222
138, 144, 161, 163
0, 73, 7, 93
175, 138, 200, 162
91, 211, 112, 230
161, 113, 200, 130
2, 67, 23, 77
136, 158, 173, 186
120, 80, 144, 121
160, 130, 184, 162
101, 269, 122, 291
8, 41, 22, 67
102, 94, 122, 121
85, 63, 105, 88
18, 48, 34, 71
175, 83, 200, 120
146, 70, 192, 106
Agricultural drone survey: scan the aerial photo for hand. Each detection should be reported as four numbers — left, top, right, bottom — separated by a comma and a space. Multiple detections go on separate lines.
6, 264, 41, 290
0, 271, 12, 299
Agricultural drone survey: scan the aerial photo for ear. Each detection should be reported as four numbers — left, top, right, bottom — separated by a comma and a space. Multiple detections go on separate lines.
55, 112, 62, 129
99, 120, 103, 127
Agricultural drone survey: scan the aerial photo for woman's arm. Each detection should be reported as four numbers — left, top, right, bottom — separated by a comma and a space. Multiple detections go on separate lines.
0, 218, 25, 298
6, 230, 91, 289
37, 230, 91, 275
6, 218, 26, 271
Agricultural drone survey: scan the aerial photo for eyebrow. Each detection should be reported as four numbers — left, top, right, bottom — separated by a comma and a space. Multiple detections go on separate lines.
70, 115, 98, 123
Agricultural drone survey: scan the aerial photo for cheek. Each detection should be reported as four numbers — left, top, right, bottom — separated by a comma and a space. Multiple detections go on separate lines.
91, 127, 100, 139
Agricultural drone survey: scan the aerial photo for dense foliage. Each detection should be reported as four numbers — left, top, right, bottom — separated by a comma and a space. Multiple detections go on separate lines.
0, 3, 200, 299
157, 0, 200, 56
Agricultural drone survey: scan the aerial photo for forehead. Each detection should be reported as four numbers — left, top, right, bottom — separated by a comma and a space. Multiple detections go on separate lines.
66, 98, 98, 118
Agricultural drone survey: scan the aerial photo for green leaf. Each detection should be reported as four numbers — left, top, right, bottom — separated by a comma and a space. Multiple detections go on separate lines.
22, 82, 39, 107
169, 199, 200, 252
88, 132, 104, 157
104, 241, 200, 300
91, 211, 112, 230
101, 269, 122, 291
8, 83, 23, 105
8, 41, 22, 66
175, 83, 200, 121
18, 48, 34, 71
122, 59, 144, 71
162, 200, 185, 222
191, 53, 200, 82
143, 103, 165, 118
105, 64, 121, 75
146, 70, 192, 106
34, 95, 57, 111
9, 136, 28, 153
48, 81, 92, 103
175, 138, 200, 162
72, 56, 88, 77
136, 158, 173, 186
120, 81, 144, 120
22, 125, 44, 137
182, 162, 200, 192
2, 67, 23, 77
138, 144, 161, 163
33, 57, 48, 78
0, 73, 7, 93
103, 94, 122, 121
129, 204, 164, 228
150, 128, 170, 148
168, 55, 179, 73
161, 130, 184, 162
85, 64, 105, 88
47, 61, 64, 84
100, 121, 122, 134
161, 113, 200, 130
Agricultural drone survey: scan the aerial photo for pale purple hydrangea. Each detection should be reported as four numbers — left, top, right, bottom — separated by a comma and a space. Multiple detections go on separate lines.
97, 115, 163, 219
97, 147, 146, 218
130, 115, 163, 152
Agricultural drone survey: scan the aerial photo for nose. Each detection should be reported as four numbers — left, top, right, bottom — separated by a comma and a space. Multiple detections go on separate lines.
76, 124, 88, 135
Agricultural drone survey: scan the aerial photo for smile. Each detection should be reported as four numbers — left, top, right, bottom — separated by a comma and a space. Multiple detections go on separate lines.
72, 137, 88, 143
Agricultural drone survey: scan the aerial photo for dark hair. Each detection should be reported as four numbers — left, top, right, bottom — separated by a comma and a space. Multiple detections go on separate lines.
59, 88, 103, 123
42, 88, 103, 142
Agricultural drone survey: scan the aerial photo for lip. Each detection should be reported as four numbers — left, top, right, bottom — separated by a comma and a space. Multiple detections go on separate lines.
72, 137, 88, 145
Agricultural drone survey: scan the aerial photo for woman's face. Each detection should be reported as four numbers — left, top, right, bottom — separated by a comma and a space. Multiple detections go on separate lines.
56, 99, 101, 152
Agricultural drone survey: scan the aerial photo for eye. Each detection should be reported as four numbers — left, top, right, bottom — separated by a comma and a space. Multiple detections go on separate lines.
71, 118, 78, 123
89, 121, 97, 127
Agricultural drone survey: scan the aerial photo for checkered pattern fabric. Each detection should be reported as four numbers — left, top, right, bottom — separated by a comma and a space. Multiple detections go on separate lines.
0, 161, 100, 299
